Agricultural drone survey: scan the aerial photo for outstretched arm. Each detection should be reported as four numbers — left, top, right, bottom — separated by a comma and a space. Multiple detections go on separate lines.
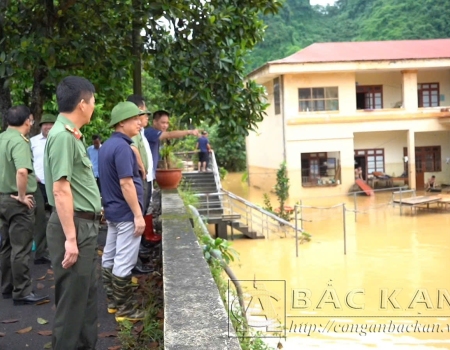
160, 129, 199, 140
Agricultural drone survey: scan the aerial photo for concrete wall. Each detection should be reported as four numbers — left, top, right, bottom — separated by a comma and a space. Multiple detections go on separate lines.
162, 191, 241, 350
246, 78, 285, 172
286, 137, 354, 197
284, 72, 356, 118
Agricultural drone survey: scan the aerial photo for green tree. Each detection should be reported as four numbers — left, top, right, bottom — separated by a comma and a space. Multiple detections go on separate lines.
275, 161, 290, 221
146, 0, 282, 140
1, 0, 283, 141
0, 0, 138, 132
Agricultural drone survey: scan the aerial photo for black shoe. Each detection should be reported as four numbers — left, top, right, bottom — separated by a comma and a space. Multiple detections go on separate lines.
13, 292, 49, 305
34, 256, 52, 265
139, 245, 151, 259
132, 264, 155, 274
139, 245, 151, 255
2, 292, 12, 299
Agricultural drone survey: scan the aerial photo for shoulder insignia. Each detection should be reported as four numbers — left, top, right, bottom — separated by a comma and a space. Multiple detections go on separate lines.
65, 125, 82, 140
20, 134, 29, 143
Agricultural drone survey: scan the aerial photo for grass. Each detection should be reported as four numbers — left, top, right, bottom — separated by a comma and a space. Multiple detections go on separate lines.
117, 260, 164, 349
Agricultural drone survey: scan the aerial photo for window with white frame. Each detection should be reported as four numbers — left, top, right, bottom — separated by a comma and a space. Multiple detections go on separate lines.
298, 87, 339, 112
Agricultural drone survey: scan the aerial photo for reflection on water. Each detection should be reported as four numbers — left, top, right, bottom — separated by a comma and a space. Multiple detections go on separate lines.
222, 173, 450, 349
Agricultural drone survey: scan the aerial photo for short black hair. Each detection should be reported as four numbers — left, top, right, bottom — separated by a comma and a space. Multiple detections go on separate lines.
6, 105, 31, 126
127, 94, 146, 108
56, 76, 95, 113
153, 110, 170, 121
92, 134, 101, 141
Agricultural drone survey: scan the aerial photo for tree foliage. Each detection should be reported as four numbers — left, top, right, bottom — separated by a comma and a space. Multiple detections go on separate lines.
1, 0, 283, 140
0, 0, 137, 132
146, 0, 282, 140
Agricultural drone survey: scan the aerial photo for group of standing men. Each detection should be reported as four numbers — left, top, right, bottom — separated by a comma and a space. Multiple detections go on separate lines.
0, 75, 202, 350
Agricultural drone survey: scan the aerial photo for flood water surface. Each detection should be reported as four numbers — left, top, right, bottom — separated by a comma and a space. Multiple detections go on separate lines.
222, 173, 450, 349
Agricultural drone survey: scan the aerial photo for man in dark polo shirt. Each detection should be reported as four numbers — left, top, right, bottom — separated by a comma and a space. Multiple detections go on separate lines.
144, 110, 199, 178
99, 101, 146, 322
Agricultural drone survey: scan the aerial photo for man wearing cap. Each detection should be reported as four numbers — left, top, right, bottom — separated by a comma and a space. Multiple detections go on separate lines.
126, 95, 155, 275
44, 76, 101, 350
0, 105, 49, 305
99, 101, 146, 322
30, 113, 56, 265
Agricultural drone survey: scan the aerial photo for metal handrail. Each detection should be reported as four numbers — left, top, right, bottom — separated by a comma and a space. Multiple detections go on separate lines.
221, 189, 297, 229
209, 150, 222, 192
174, 150, 221, 190
176, 150, 301, 238
193, 190, 301, 238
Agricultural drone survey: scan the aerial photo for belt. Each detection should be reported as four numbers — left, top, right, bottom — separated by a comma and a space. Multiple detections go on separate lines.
52, 208, 101, 221
0, 192, 33, 196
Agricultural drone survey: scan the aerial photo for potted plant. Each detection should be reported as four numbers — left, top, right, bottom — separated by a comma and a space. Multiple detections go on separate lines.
155, 143, 184, 189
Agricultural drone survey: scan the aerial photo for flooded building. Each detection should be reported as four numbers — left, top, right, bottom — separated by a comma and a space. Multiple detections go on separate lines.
246, 39, 450, 196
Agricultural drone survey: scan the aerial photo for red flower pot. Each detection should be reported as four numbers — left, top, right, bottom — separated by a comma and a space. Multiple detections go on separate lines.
155, 168, 183, 190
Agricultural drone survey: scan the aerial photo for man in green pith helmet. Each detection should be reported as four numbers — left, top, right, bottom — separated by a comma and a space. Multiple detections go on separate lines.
30, 113, 56, 265
99, 101, 146, 322
0, 105, 49, 305
44, 76, 101, 350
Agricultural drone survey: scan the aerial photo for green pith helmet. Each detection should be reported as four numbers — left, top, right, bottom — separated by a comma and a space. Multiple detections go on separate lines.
39, 114, 57, 126
109, 102, 141, 127
139, 109, 151, 115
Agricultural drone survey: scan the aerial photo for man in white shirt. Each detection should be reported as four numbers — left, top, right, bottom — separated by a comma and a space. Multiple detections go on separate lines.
30, 113, 56, 264
127, 95, 154, 212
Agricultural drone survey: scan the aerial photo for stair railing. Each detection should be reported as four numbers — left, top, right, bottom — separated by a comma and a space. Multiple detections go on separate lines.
209, 150, 222, 192
194, 190, 303, 239
221, 189, 301, 238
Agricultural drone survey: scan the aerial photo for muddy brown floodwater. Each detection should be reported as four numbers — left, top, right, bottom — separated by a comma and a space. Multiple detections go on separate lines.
221, 173, 450, 349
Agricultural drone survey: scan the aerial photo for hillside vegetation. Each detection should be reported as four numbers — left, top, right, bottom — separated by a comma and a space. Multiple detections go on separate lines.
247, 0, 450, 72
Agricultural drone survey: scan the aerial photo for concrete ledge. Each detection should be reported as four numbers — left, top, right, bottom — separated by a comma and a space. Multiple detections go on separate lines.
162, 190, 241, 350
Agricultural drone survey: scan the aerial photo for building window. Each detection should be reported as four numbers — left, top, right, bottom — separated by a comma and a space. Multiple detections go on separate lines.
356, 85, 383, 110
298, 87, 339, 112
354, 149, 384, 179
418, 83, 439, 107
301, 152, 340, 187
408, 146, 441, 172
274, 78, 281, 115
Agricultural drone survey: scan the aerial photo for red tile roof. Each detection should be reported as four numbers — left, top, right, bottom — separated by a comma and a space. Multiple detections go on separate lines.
270, 39, 450, 64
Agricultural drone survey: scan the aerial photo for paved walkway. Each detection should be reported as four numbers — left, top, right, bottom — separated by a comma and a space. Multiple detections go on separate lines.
0, 228, 119, 350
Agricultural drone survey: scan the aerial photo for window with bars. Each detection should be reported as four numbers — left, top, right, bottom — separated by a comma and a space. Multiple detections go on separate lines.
298, 87, 339, 112
418, 83, 439, 107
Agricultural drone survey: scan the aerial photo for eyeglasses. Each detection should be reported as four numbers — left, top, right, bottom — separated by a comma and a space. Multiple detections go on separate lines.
29, 119, 35, 125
